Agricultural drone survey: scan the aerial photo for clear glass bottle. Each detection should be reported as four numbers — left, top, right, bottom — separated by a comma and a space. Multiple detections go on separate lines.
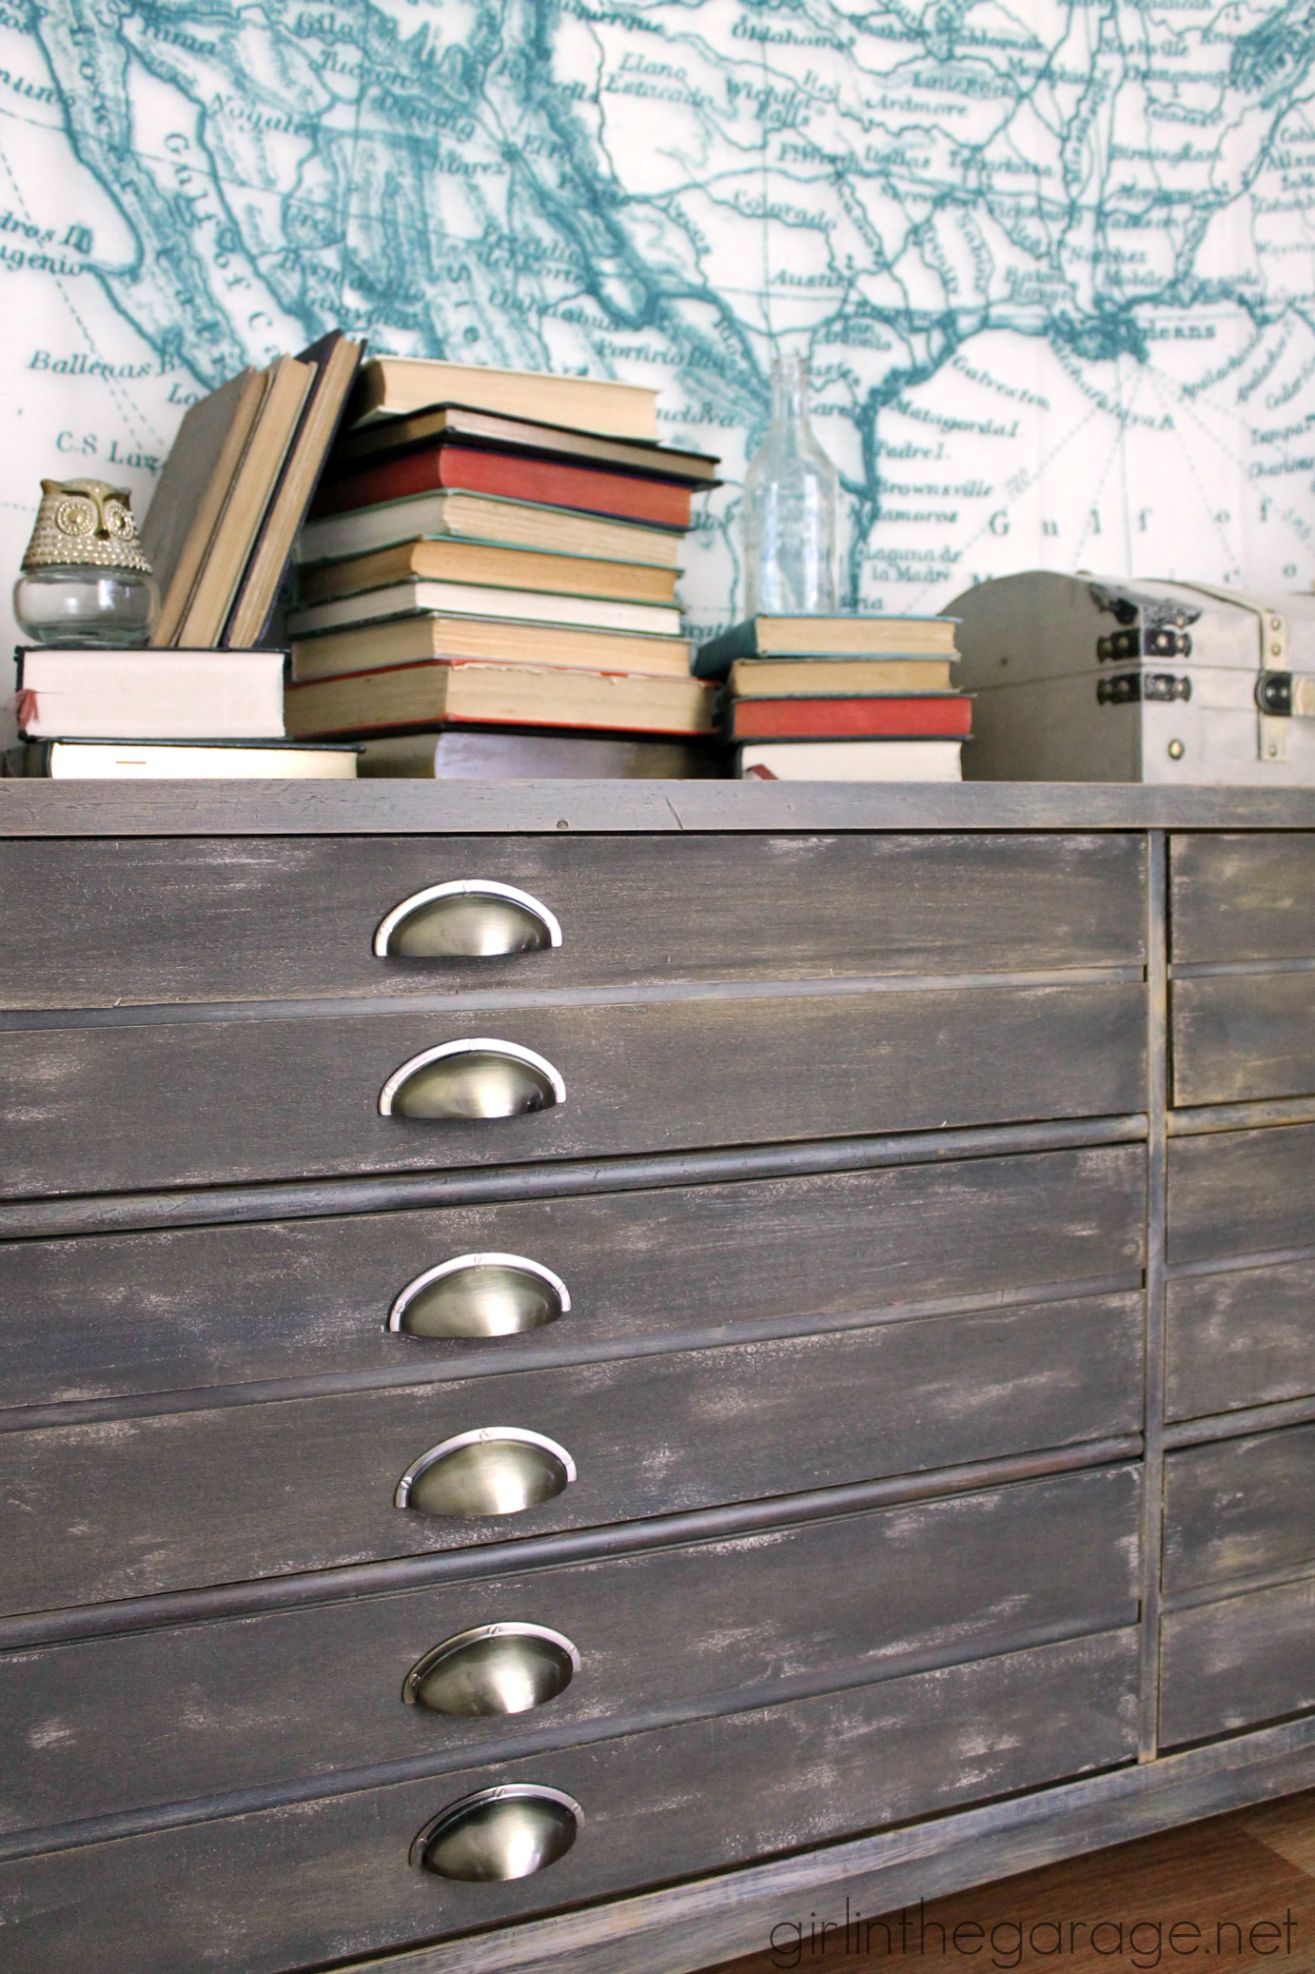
741, 352, 839, 616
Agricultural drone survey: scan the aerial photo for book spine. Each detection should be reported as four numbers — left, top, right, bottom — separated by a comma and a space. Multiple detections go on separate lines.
727, 696, 973, 741
693, 623, 757, 678
311, 450, 694, 527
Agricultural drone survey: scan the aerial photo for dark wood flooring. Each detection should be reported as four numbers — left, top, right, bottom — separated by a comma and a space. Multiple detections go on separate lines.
702, 1789, 1315, 1972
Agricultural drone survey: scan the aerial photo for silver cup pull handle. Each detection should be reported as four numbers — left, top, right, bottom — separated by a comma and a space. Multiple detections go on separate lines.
374, 881, 562, 959
410, 1785, 583, 1880
389, 1254, 570, 1340
396, 1427, 577, 1519
379, 1040, 566, 1121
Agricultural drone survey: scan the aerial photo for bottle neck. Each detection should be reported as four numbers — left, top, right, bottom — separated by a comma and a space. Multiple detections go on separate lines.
771, 359, 808, 427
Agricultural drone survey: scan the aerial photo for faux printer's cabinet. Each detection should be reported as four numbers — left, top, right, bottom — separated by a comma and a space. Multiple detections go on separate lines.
2, 781, 1315, 1974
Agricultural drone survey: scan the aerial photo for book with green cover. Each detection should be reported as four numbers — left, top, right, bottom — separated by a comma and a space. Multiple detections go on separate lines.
694, 614, 960, 677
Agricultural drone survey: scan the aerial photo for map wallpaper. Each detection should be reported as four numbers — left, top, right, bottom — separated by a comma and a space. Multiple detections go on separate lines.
1, 0, 1315, 665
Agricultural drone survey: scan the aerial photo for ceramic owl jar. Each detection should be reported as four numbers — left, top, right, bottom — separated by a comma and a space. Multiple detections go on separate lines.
14, 477, 159, 646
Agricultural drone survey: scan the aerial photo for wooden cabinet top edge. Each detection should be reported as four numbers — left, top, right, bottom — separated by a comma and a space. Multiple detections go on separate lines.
7, 781, 1315, 836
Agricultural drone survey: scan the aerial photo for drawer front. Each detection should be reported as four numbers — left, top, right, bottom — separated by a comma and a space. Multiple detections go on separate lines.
0, 982, 1147, 1200
0, 1629, 1139, 1974
1163, 1421, 1315, 1596
0, 1145, 1147, 1409
1167, 1259, 1315, 1421
1172, 972, 1315, 1107
1170, 832, 1315, 963
1168, 1122, 1315, 1265
0, 831, 1147, 1009
0, 1466, 1141, 1834
0, 1292, 1142, 1614
1161, 1576, 1315, 1747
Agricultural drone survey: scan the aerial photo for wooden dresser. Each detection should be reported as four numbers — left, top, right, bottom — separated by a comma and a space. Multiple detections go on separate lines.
2, 780, 1315, 1973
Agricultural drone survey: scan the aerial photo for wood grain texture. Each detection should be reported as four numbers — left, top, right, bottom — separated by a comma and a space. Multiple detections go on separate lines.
0, 1145, 1146, 1409
0, 980, 1147, 1200
1162, 1576, 1315, 1747
1172, 972, 1315, 1107
1167, 1123, 1315, 1265
331, 1721, 1315, 1974
0, 833, 1146, 1010
0, 1628, 1139, 1974
1167, 1260, 1315, 1421
0, 1465, 1141, 1837
0, 1292, 1143, 1616
5, 779, 1315, 835
1170, 832, 1315, 963
1164, 1422, 1315, 1597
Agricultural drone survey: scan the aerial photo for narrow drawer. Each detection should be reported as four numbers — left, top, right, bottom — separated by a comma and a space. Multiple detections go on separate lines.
0, 831, 1147, 1009
0, 1628, 1139, 1974
1172, 972, 1315, 1107
0, 1144, 1146, 1408
0, 1465, 1141, 1834
1168, 1121, 1315, 1264
1161, 1576, 1315, 1747
1163, 1420, 1315, 1596
0, 1291, 1142, 1615
1167, 1259, 1315, 1420
1170, 833, 1315, 963
0, 980, 1147, 1200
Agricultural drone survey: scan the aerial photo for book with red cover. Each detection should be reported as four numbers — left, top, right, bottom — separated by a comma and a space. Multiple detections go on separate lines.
308, 447, 693, 528
727, 695, 972, 741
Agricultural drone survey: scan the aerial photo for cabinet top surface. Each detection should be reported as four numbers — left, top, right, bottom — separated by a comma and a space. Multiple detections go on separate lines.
5, 779, 1315, 836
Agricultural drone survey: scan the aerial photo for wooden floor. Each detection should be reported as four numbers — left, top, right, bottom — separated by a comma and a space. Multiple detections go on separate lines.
704, 1789, 1315, 1972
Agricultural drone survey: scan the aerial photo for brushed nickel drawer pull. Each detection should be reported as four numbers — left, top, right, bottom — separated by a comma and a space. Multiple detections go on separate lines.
379, 1040, 565, 1120
403, 1623, 580, 1716
389, 1254, 570, 1340
395, 1427, 576, 1518
410, 1784, 583, 1881
374, 881, 562, 960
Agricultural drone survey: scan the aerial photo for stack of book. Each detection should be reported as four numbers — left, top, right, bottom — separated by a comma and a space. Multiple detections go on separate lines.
282, 356, 722, 775
8, 645, 356, 779
695, 614, 970, 780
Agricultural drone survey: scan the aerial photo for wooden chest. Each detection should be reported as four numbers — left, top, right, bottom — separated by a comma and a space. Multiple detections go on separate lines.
2, 780, 1314, 1973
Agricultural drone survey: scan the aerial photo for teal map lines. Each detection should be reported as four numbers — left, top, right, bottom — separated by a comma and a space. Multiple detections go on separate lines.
0, 0, 1313, 659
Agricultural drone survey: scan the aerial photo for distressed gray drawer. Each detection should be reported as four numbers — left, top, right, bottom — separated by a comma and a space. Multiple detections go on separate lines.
0, 1465, 1141, 1835
1170, 833, 1315, 963
0, 831, 1146, 1010
1168, 1123, 1315, 1265
1163, 1421, 1315, 1596
1172, 972, 1315, 1107
1167, 1259, 1315, 1421
0, 980, 1146, 1200
0, 1291, 1142, 1615
0, 1144, 1146, 1409
0, 1628, 1139, 1974
1161, 1576, 1315, 1747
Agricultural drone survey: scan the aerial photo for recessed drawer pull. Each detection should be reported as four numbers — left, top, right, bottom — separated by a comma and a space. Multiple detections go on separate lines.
379, 1040, 566, 1121
410, 1784, 583, 1881
389, 1254, 570, 1340
374, 881, 562, 960
403, 1623, 581, 1716
395, 1427, 577, 1518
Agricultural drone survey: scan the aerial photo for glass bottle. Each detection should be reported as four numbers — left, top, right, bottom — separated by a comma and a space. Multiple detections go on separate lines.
741, 352, 839, 616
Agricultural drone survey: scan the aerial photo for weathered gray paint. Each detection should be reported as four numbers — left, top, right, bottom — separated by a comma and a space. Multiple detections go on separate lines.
0, 1293, 1142, 1616
0, 1629, 1139, 1974
0, 1145, 1145, 1410
0, 1466, 1140, 1836
0, 833, 1146, 1009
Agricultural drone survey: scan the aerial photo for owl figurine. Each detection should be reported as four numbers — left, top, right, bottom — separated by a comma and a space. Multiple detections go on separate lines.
15, 476, 159, 645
